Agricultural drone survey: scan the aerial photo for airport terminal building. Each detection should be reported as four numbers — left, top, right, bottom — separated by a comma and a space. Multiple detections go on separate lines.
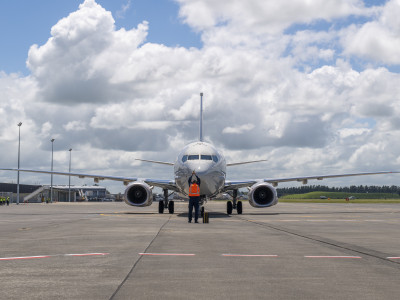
0, 183, 109, 203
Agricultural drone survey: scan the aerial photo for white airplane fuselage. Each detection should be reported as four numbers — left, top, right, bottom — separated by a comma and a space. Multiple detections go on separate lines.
174, 141, 226, 197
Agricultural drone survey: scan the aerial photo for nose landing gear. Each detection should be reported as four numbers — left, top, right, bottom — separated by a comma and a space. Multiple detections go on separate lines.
159, 189, 174, 214
226, 189, 242, 215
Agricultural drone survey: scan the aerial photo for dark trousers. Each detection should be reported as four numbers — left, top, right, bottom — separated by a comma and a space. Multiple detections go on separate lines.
188, 197, 200, 221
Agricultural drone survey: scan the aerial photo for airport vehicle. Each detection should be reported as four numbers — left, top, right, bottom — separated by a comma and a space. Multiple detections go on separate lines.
1, 94, 397, 215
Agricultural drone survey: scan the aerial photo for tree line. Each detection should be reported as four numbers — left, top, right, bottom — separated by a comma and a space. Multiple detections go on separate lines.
277, 185, 400, 196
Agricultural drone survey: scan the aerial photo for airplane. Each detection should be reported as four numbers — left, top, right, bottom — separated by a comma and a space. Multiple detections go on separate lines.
1, 93, 398, 215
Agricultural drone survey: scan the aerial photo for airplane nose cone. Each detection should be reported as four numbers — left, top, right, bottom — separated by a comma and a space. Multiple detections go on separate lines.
186, 161, 212, 175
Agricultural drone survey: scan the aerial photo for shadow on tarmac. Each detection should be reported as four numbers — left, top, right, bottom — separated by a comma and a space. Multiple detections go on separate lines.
177, 212, 232, 218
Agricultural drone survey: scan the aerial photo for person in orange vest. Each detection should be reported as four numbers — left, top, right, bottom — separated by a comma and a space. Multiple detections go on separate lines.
188, 171, 201, 223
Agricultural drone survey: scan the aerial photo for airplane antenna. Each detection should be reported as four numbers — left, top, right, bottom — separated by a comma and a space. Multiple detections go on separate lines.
199, 92, 203, 142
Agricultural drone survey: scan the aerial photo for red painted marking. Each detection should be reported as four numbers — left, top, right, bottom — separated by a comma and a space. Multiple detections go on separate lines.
0, 255, 51, 261
0, 253, 109, 261
65, 253, 109, 257
305, 256, 362, 259
222, 254, 278, 257
387, 257, 400, 259
139, 253, 195, 256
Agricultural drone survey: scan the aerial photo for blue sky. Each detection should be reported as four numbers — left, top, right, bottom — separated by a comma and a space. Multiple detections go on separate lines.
0, 0, 201, 74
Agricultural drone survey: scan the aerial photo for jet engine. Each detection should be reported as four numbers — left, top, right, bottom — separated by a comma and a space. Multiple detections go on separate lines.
248, 182, 278, 208
124, 182, 153, 207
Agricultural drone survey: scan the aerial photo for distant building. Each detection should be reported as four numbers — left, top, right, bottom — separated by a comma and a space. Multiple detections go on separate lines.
53, 185, 107, 202
0, 183, 108, 203
0, 182, 41, 193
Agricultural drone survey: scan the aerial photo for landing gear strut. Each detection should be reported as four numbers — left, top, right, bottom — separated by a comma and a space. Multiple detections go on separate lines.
232, 189, 237, 209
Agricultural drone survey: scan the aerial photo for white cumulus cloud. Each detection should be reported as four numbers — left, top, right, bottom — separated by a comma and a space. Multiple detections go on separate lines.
1, 0, 400, 192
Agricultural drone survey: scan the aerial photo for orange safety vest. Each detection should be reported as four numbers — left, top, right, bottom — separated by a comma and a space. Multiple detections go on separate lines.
189, 183, 200, 197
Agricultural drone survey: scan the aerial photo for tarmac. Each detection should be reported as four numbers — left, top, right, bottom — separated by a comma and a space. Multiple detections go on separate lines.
0, 201, 400, 300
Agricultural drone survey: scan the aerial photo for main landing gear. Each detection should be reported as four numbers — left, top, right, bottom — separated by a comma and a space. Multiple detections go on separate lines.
226, 189, 242, 215
159, 189, 174, 214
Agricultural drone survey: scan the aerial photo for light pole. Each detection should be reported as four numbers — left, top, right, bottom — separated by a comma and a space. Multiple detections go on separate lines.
68, 148, 72, 202
50, 138, 55, 203
17, 122, 22, 205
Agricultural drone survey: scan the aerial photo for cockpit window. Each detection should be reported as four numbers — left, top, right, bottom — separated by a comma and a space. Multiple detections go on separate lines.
188, 155, 199, 160
201, 155, 212, 160
183, 154, 218, 162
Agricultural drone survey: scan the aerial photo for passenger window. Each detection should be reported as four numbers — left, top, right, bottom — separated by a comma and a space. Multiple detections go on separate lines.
188, 155, 199, 160
182, 155, 188, 162
201, 155, 212, 160
212, 155, 218, 163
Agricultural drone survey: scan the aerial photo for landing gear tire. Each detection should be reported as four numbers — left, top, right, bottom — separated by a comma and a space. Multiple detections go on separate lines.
158, 201, 164, 214
237, 201, 243, 214
201, 206, 205, 217
168, 201, 174, 214
227, 201, 233, 215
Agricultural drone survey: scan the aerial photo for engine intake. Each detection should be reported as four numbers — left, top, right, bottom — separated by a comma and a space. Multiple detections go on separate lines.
124, 182, 153, 207
248, 182, 278, 208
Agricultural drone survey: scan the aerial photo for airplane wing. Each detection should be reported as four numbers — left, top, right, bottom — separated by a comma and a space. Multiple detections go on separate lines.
226, 159, 268, 167
224, 171, 399, 190
0, 168, 179, 191
135, 159, 175, 166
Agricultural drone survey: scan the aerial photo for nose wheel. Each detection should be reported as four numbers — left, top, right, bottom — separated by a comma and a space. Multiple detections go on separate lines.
237, 200, 242, 214
158, 201, 164, 214
227, 201, 233, 214
168, 201, 174, 214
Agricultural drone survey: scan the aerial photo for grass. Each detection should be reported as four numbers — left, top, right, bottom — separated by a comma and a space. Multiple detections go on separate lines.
278, 191, 400, 203
279, 198, 400, 204
212, 191, 400, 203
280, 191, 400, 199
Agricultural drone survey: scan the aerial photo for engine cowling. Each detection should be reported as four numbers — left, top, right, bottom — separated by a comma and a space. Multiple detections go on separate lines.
248, 182, 278, 208
124, 182, 153, 207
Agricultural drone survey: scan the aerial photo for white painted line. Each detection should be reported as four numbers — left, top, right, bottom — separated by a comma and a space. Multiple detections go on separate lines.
139, 253, 196, 256
0, 255, 51, 261
387, 257, 400, 259
305, 255, 362, 258
222, 254, 278, 257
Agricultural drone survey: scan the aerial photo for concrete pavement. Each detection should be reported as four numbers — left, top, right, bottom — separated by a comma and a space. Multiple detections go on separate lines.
0, 201, 399, 299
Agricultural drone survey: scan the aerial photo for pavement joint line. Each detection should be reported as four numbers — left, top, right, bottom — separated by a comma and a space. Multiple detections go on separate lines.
109, 215, 172, 300
136, 253, 400, 259
234, 215, 400, 267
